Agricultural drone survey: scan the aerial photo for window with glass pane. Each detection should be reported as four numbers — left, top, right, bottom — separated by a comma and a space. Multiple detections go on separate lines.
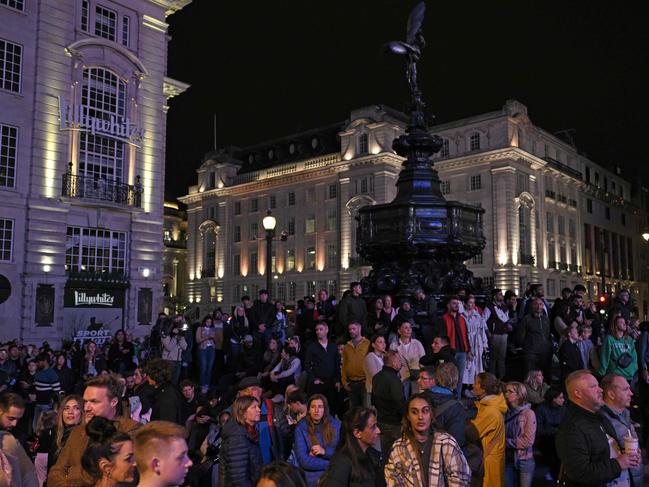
286, 249, 295, 271
327, 279, 337, 297
250, 222, 258, 240
328, 184, 337, 199
269, 195, 276, 209
288, 217, 295, 236
470, 175, 481, 190
0, 38, 22, 93
271, 251, 276, 273
250, 198, 258, 212
326, 209, 336, 231
0, 124, 17, 187
233, 254, 240, 276
0, 0, 24, 11
233, 225, 241, 242
81, 0, 89, 31
250, 252, 258, 275
95, 5, 117, 41
234, 201, 241, 215
79, 68, 126, 182
307, 281, 316, 297
288, 192, 295, 206
326, 244, 337, 268
358, 133, 368, 154
470, 133, 480, 151
277, 283, 286, 301
65, 226, 127, 273
122, 16, 129, 47
546, 213, 553, 233
288, 282, 297, 302
305, 216, 315, 234
306, 247, 316, 270
440, 139, 449, 157
441, 181, 450, 194
0, 218, 13, 261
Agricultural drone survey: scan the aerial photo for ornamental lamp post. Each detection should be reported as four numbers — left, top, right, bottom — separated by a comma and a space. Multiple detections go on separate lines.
262, 210, 277, 296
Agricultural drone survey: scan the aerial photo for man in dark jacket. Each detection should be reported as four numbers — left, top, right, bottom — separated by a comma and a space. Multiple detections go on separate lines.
304, 322, 340, 409
515, 297, 553, 378
555, 370, 640, 486
146, 358, 184, 425
413, 287, 437, 350
371, 350, 405, 456
419, 335, 455, 368
249, 289, 275, 342
336, 282, 367, 337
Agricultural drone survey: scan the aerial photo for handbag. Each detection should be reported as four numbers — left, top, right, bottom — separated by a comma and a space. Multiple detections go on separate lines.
616, 339, 633, 369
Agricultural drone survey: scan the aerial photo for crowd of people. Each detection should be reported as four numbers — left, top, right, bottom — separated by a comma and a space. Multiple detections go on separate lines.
0, 282, 648, 486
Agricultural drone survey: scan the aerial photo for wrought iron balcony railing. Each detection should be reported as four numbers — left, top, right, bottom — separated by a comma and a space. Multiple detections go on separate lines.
62, 169, 142, 208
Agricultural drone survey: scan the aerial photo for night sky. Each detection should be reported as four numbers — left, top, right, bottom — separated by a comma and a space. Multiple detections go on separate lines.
164, 1, 649, 201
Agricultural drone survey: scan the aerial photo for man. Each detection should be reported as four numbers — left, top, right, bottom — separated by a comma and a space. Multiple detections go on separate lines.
483, 289, 512, 379
555, 370, 640, 486
390, 321, 426, 397
336, 282, 367, 337
609, 289, 632, 323
439, 297, 471, 400
413, 287, 438, 350
341, 322, 370, 409
521, 284, 549, 317
133, 420, 193, 487
315, 288, 336, 334
420, 335, 455, 368
33, 352, 61, 428
0, 348, 17, 381
426, 363, 467, 451
598, 374, 644, 487
392, 299, 416, 331
249, 289, 275, 342
371, 350, 405, 455
179, 380, 203, 425
49, 374, 141, 487
515, 297, 553, 379
296, 297, 317, 342
161, 319, 188, 386
146, 358, 184, 425
304, 321, 340, 409
0, 393, 39, 487
132, 367, 157, 420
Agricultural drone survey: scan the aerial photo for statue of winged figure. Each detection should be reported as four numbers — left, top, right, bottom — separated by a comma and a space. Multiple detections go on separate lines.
386, 2, 426, 108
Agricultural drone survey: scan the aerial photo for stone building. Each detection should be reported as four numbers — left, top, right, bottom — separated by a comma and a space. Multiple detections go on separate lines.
0, 0, 189, 343
162, 200, 187, 315
180, 101, 647, 318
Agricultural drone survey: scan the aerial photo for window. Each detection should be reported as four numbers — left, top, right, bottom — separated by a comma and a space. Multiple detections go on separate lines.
208, 172, 215, 189
557, 215, 565, 236
327, 244, 337, 268
208, 206, 215, 220
288, 191, 295, 206
0, 0, 24, 11
306, 247, 316, 270
233, 225, 241, 242
328, 184, 337, 199
360, 179, 368, 193
0, 38, 22, 93
569, 219, 576, 239
121, 16, 130, 47
95, 5, 117, 42
440, 139, 449, 157
307, 281, 316, 297
306, 188, 315, 203
546, 279, 556, 297
234, 201, 241, 215
286, 249, 295, 271
471, 253, 483, 265
327, 279, 337, 297
288, 282, 297, 302
65, 226, 127, 273
517, 173, 529, 193
250, 198, 258, 212
269, 195, 276, 209
0, 218, 13, 261
78, 68, 126, 182
586, 199, 593, 214
277, 283, 286, 301
305, 215, 316, 234
482, 276, 494, 288
605, 207, 610, 220
250, 252, 258, 275
358, 133, 368, 155
249, 222, 258, 240
288, 217, 295, 236
546, 212, 553, 233
0, 124, 17, 187
470, 175, 481, 190
81, 0, 89, 31
469, 132, 480, 151
621, 213, 626, 227
326, 208, 336, 231
441, 181, 450, 194
585, 166, 591, 183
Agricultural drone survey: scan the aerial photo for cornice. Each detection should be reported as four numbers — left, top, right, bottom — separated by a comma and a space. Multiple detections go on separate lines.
148, 0, 192, 17
66, 39, 149, 78
163, 76, 190, 100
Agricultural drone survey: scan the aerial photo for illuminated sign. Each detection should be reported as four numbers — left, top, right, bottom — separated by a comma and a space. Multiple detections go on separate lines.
64, 288, 124, 308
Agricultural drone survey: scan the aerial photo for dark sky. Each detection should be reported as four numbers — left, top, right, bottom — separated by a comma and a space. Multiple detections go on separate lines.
164, 1, 649, 200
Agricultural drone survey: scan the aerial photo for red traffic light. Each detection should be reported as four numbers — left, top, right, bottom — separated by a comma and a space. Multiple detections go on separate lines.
598, 294, 607, 303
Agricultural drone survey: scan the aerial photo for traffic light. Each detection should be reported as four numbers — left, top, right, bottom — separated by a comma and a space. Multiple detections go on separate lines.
598, 294, 607, 305
597, 293, 608, 316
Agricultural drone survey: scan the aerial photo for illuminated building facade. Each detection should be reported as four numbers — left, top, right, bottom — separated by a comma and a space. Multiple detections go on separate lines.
162, 201, 187, 315
0, 0, 189, 343
181, 101, 647, 318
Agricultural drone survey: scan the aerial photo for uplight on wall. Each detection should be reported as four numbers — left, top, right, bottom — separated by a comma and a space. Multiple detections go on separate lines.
43, 264, 51, 273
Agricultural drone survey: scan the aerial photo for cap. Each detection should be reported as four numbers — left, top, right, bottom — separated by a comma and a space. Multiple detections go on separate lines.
238, 376, 262, 391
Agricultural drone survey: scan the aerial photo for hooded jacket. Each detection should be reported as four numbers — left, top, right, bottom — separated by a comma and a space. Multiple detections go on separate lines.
504, 403, 536, 462
424, 387, 467, 449
470, 393, 507, 487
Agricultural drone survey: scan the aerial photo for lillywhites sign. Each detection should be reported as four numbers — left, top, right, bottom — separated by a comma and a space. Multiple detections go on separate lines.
64, 288, 124, 308
58, 97, 145, 146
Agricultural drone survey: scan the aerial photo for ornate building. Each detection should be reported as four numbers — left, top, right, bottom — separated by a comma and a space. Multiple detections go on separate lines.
0, 0, 189, 343
180, 101, 647, 318
162, 201, 187, 314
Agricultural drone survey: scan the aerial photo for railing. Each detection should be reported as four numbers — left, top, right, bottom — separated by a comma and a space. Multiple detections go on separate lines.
233, 153, 341, 184
62, 169, 142, 208
542, 156, 583, 180
558, 262, 569, 271
569, 264, 580, 272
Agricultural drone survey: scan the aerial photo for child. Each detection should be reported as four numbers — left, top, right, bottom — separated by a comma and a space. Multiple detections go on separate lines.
577, 325, 597, 371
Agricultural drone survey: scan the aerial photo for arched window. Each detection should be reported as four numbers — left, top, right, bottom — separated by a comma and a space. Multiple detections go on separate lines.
519, 205, 532, 260
78, 68, 126, 182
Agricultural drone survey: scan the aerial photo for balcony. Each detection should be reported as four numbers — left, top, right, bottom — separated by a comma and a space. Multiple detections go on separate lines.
62, 169, 142, 208
542, 157, 583, 180
569, 263, 580, 272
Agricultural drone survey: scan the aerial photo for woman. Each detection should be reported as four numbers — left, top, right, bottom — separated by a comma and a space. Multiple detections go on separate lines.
468, 372, 507, 487
53, 353, 77, 395
107, 330, 135, 375
320, 407, 384, 487
503, 382, 536, 487
363, 335, 385, 407
34, 409, 58, 486
272, 301, 289, 342
523, 370, 550, 407
196, 316, 217, 393
229, 306, 250, 367
220, 395, 263, 487
269, 345, 302, 396
382, 295, 398, 323
534, 388, 565, 481
462, 295, 489, 386
81, 417, 136, 487
368, 298, 391, 339
293, 394, 341, 487
597, 315, 638, 382
81, 341, 107, 380
257, 461, 308, 487
260, 338, 282, 383
384, 393, 470, 486
47, 395, 84, 472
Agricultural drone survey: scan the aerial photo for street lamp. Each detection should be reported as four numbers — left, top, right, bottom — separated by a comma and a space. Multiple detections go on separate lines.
642, 231, 649, 242
262, 210, 276, 295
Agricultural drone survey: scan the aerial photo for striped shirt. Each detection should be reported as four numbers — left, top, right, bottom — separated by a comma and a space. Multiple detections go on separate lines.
34, 367, 61, 405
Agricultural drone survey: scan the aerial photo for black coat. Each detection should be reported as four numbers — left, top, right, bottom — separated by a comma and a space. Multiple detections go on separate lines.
424, 389, 467, 449
320, 447, 385, 487
558, 340, 583, 380
151, 383, 184, 425
371, 366, 405, 426
555, 402, 622, 486
220, 418, 263, 487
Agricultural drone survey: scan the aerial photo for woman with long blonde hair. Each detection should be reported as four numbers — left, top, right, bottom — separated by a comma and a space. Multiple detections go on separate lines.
47, 394, 84, 471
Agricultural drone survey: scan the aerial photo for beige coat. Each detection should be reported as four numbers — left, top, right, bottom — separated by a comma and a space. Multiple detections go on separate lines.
0, 431, 38, 487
